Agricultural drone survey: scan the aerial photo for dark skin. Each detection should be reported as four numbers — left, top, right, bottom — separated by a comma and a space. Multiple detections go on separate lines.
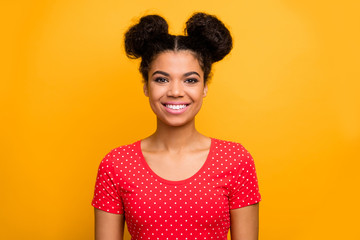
94, 51, 259, 240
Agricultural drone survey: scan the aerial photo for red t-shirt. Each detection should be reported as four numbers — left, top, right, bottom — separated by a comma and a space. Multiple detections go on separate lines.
92, 138, 261, 239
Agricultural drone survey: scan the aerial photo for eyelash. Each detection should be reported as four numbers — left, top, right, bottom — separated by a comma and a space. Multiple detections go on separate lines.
185, 78, 199, 84
153, 77, 199, 84
154, 77, 168, 83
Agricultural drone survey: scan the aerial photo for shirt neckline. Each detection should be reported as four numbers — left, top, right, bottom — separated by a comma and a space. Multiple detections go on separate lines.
137, 137, 214, 185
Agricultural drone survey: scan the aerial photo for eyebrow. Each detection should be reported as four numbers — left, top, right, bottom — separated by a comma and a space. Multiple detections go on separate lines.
184, 71, 201, 77
151, 71, 200, 77
152, 71, 169, 77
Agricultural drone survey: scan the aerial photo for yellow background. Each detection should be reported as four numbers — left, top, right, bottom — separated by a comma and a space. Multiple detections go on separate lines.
1, 0, 359, 239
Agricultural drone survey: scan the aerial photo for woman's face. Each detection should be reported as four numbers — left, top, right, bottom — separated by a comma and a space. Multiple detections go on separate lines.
144, 50, 208, 127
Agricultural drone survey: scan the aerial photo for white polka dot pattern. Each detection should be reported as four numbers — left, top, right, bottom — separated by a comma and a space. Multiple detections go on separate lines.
92, 138, 261, 239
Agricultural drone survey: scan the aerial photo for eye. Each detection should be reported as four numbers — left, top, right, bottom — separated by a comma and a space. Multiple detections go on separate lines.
185, 78, 199, 84
154, 77, 168, 83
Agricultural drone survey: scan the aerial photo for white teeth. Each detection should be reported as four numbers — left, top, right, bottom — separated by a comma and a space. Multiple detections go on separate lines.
165, 104, 187, 110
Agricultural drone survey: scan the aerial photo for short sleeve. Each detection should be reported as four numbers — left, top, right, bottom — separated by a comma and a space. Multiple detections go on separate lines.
229, 150, 261, 209
91, 151, 123, 214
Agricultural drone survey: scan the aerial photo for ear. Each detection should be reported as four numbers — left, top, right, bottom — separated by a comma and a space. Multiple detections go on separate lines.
143, 83, 149, 97
203, 84, 208, 97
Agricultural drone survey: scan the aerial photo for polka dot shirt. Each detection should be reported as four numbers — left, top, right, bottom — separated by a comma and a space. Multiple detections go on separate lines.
92, 138, 261, 239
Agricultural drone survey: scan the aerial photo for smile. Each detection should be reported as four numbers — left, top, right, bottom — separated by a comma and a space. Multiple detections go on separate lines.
165, 104, 187, 110
162, 103, 190, 114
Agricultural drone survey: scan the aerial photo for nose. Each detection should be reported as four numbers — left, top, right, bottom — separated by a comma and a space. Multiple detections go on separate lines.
167, 80, 184, 97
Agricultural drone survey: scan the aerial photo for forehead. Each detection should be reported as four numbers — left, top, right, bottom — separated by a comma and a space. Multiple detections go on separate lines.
149, 51, 203, 76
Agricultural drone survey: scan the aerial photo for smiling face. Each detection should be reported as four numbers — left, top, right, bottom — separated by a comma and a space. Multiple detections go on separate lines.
144, 50, 208, 127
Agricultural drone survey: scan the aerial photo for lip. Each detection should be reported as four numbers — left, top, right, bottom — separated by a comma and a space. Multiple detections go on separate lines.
162, 102, 190, 105
161, 102, 191, 115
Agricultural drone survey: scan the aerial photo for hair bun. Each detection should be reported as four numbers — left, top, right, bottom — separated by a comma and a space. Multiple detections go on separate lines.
185, 13, 232, 62
125, 15, 169, 59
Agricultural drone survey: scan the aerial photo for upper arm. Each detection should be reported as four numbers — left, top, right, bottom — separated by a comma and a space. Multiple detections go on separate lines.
95, 208, 125, 240
230, 203, 259, 240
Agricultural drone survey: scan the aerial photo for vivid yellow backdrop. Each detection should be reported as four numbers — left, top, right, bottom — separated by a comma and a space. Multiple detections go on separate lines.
1, 0, 359, 239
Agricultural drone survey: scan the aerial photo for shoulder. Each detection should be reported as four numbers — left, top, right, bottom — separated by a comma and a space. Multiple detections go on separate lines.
110, 140, 141, 156
97, 140, 142, 167
211, 138, 255, 170
212, 138, 251, 156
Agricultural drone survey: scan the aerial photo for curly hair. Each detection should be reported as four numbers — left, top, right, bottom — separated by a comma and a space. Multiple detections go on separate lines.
124, 12, 233, 84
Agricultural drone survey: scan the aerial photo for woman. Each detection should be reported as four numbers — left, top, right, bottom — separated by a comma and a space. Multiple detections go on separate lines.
92, 12, 261, 240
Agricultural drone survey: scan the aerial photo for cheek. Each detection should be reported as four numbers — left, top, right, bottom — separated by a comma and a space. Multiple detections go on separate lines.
190, 88, 206, 100
148, 88, 163, 100
147, 87, 166, 108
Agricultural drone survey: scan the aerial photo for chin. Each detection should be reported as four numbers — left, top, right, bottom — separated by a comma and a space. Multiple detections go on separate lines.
159, 117, 194, 128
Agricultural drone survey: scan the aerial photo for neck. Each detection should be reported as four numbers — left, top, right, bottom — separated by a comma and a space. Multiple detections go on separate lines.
149, 118, 203, 152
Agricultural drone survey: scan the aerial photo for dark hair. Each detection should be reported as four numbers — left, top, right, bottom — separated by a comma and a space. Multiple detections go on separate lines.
124, 12, 232, 84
